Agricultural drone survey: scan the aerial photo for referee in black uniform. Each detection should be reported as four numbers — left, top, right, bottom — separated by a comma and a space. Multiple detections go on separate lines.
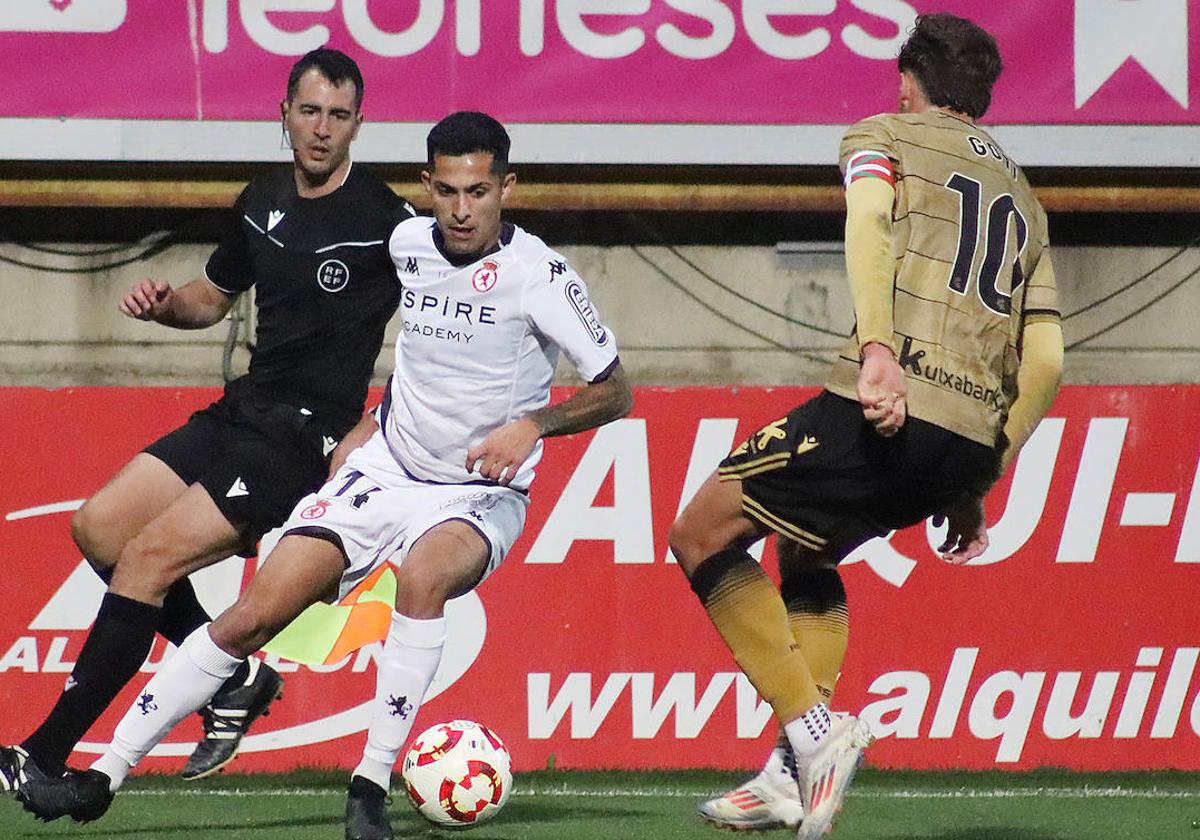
1, 48, 414, 796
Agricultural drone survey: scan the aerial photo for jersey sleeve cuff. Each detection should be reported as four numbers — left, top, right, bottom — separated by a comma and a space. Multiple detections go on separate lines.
204, 267, 239, 296
589, 355, 620, 384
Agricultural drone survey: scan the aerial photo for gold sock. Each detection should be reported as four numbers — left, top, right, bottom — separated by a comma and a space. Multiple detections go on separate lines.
689, 548, 823, 723
782, 566, 850, 704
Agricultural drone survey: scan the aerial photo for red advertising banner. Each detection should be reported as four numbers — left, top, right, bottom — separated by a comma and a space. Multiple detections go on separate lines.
0, 1, 1194, 125
1, 385, 1198, 773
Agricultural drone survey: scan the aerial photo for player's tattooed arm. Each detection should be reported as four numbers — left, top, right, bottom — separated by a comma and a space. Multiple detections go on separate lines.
466, 364, 633, 485
119, 275, 235, 329
529, 363, 633, 438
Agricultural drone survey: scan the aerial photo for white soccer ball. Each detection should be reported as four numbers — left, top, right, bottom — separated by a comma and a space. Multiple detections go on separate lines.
401, 719, 513, 828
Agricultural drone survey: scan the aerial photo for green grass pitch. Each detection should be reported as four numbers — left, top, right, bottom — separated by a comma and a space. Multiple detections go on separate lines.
1, 769, 1196, 839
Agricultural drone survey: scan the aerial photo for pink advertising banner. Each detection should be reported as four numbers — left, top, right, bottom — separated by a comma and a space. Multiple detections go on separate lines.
0, 1, 1195, 125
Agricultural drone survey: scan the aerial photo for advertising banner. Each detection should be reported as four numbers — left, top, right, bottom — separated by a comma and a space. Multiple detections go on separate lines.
1, 385, 1198, 773
0, 1, 1194, 126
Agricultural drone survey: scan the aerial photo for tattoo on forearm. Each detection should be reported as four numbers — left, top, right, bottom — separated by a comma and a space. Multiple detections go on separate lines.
529, 375, 632, 438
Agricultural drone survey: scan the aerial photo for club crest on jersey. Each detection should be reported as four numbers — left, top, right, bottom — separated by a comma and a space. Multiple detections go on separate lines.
472, 259, 499, 293
300, 499, 331, 520
566, 279, 608, 346
317, 259, 350, 293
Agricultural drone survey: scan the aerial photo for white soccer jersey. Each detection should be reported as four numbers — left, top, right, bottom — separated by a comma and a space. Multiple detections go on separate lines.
381, 218, 619, 491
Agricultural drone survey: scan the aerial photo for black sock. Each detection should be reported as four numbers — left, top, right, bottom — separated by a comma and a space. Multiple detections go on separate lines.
96, 559, 212, 648
226, 659, 252, 687
21, 593, 161, 775
159, 578, 212, 646
159, 581, 253, 693
160, 582, 251, 688
88, 568, 247, 690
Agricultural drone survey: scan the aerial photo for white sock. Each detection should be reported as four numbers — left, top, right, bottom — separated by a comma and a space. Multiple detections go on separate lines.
783, 703, 833, 757
90, 752, 132, 793
352, 612, 445, 791
762, 737, 797, 785
91, 624, 242, 790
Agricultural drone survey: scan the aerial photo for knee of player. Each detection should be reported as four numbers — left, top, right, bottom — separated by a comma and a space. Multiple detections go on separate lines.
777, 539, 839, 578
210, 604, 275, 658
667, 518, 705, 577
113, 533, 182, 596
392, 564, 454, 619
70, 503, 117, 569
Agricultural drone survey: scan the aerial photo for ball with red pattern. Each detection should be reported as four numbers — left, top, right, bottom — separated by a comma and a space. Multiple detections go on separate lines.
401, 720, 512, 827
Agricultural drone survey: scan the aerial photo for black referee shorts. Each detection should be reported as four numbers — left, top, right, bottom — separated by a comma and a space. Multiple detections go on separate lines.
718, 391, 997, 561
143, 377, 343, 543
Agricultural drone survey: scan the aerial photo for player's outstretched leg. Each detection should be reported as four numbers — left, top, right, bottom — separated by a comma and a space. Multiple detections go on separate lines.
697, 736, 803, 831
792, 715, 873, 840
19, 624, 244, 823
672, 474, 843, 835
182, 658, 284, 780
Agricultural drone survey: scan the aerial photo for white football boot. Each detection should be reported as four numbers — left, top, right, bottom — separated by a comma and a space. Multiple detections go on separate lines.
794, 715, 873, 840
697, 742, 804, 831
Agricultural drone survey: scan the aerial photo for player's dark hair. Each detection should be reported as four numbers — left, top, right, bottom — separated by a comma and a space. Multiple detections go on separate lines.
897, 14, 1002, 120
287, 48, 364, 109
427, 112, 511, 174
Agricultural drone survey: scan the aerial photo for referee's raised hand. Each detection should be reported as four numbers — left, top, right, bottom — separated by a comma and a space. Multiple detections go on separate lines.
119, 278, 174, 322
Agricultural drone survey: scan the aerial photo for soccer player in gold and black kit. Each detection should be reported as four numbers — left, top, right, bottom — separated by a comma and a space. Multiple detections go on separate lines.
671, 15, 1063, 839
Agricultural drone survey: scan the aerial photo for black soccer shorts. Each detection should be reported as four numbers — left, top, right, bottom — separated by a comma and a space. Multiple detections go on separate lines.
144, 377, 342, 543
718, 390, 997, 561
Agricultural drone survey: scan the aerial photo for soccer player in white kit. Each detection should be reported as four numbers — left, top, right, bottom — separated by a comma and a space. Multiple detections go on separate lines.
22, 112, 633, 840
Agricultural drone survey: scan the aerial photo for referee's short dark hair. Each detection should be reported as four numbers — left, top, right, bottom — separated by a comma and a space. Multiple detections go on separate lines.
287, 48, 364, 109
898, 13, 1002, 120
427, 112, 511, 174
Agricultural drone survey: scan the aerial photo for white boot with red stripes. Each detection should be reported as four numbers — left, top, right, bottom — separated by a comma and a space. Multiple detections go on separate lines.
786, 706, 873, 840
696, 738, 804, 831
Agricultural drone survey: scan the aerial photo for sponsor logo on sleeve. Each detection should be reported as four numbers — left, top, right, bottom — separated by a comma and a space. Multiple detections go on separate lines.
565, 279, 608, 346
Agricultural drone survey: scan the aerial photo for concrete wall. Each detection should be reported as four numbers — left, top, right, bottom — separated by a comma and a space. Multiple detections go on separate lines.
1, 240, 1196, 387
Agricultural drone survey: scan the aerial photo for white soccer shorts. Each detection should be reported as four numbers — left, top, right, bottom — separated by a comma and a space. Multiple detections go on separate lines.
278, 432, 530, 601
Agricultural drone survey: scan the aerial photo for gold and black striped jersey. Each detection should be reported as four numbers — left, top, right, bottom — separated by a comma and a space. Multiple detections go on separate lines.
827, 111, 1059, 447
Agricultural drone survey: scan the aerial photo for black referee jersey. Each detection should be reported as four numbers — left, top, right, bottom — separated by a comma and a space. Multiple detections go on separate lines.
206, 163, 415, 428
